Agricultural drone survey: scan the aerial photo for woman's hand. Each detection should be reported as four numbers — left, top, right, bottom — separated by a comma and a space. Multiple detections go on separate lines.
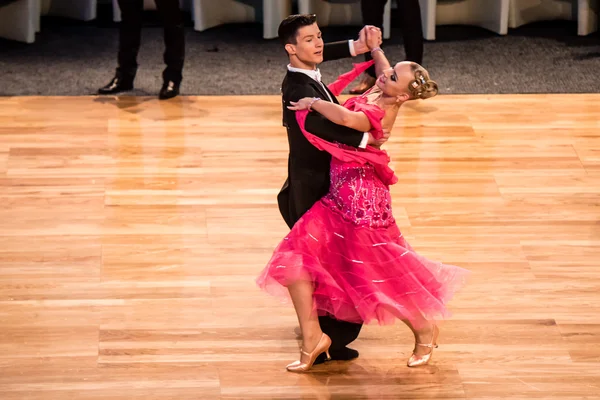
368, 128, 391, 149
288, 97, 320, 111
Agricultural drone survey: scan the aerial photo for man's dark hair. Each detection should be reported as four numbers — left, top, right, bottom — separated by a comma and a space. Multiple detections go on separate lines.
278, 14, 318, 47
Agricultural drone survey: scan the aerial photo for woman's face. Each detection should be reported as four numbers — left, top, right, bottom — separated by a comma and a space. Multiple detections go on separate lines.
376, 62, 437, 101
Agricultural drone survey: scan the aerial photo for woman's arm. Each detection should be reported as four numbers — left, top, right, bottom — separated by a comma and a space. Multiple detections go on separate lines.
370, 47, 391, 79
287, 85, 365, 147
288, 97, 372, 133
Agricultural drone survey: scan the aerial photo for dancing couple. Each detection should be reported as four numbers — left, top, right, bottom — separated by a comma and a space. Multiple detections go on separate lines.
256, 14, 469, 372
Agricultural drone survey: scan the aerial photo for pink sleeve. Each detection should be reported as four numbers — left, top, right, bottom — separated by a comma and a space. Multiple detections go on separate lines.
351, 102, 386, 139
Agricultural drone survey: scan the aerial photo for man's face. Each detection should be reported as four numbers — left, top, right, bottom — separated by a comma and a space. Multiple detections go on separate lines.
286, 23, 324, 66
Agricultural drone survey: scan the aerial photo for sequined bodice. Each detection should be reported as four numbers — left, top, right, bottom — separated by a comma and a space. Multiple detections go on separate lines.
321, 149, 395, 229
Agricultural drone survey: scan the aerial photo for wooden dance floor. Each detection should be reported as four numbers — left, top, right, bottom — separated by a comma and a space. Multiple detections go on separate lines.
0, 94, 599, 399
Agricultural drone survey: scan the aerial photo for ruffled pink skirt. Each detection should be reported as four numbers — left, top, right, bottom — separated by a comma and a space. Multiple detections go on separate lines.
256, 201, 469, 328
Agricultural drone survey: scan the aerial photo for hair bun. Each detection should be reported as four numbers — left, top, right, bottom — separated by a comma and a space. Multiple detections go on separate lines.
418, 80, 438, 99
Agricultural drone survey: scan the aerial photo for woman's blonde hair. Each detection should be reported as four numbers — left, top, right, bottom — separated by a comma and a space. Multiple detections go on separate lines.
408, 67, 438, 100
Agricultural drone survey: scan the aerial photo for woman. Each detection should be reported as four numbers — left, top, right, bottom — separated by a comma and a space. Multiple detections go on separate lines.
256, 46, 468, 372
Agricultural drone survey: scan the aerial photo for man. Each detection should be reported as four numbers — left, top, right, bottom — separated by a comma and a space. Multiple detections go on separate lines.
350, 0, 424, 94
98, 0, 185, 100
277, 14, 387, 365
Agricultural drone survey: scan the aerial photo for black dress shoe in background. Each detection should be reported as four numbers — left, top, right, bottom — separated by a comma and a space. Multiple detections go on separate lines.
159, 80, 180, 100
313, 347, 359, 365
98, 75, 134, 95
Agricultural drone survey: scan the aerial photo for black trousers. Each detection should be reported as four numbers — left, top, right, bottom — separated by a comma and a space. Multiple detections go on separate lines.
319, 315, 362, 354
361, 0, 423, 77
116, 0, 185, 83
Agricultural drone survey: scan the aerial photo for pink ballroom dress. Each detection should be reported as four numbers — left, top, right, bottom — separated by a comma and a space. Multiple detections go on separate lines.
256, 61, 469, 329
